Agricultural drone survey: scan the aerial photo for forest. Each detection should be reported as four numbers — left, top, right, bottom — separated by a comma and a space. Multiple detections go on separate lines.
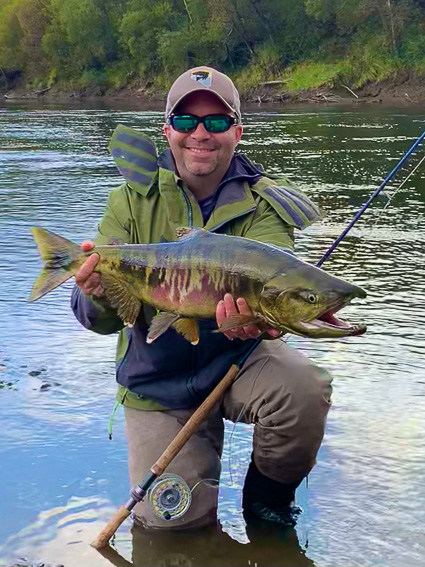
1, 0, 425, 97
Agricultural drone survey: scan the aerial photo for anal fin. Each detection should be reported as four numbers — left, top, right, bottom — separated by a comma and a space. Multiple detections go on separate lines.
173, 318, 199, 345
100, 274, 141, 327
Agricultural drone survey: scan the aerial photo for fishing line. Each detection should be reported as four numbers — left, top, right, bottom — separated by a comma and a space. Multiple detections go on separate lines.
225, 132, 425, 504
227, 336, 289, 487
317, 129, 425, 267
374, 154, 425, 224
331, 152, 425, 267
191, 478, 220, 492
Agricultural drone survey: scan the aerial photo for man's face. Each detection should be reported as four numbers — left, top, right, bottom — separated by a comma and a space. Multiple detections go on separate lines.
163, 91, 243, 180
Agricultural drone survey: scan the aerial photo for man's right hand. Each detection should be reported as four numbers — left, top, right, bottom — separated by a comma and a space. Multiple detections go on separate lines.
75, 241, 104, 297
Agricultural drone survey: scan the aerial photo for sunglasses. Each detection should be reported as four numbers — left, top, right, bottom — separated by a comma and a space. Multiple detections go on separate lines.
167, 114, 238, 133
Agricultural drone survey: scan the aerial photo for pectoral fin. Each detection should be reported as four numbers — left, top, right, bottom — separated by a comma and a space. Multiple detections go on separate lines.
147, 313, 200, 345
100, 274, 141, 326
215, 313, 264, 334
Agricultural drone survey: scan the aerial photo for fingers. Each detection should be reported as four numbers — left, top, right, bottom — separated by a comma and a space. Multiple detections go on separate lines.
81, 240, 95, 252
75, 253, 104, 297
236, 297, 263, 339
222, 294, 246, 340
266, 328, 282, 338
216, 297, 235, 340
216, 294, 262, 341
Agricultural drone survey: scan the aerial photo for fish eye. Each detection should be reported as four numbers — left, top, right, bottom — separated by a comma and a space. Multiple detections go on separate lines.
300, 291, 318, 304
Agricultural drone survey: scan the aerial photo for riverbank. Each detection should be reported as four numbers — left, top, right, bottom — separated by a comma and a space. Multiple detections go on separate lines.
3, 73, 425, 107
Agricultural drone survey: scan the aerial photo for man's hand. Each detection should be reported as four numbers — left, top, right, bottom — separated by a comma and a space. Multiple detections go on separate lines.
75, 241, 104, 297
216, 293, 281, 341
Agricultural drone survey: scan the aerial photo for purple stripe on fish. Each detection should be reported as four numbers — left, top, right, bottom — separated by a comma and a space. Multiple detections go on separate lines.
111, 147, 158, 173
116, 130, 157, 157
264, 187, 305, 227
116, 165, 153, 186
277, 186, 318, 221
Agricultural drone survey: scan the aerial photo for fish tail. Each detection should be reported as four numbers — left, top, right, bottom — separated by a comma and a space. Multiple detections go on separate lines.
30, 227, 84, 301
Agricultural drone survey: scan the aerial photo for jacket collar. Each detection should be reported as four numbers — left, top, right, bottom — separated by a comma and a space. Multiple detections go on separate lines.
157, 150, 265, 230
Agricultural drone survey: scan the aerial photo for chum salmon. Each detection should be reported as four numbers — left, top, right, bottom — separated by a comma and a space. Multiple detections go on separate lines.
30, 227, 366, 344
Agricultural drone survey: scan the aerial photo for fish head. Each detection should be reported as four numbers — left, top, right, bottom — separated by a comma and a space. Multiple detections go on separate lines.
259, 266, 367, 339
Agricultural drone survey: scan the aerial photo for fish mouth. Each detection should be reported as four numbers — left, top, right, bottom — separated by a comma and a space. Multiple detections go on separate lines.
298, 299, 366, 338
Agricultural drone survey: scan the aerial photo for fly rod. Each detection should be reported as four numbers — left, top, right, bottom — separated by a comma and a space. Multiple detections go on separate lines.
91, 128, 425, 550
317, 129, 425, 267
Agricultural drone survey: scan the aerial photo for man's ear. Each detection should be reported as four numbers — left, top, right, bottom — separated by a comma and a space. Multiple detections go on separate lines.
163, 123, 170, 140
235, 124, 243, 144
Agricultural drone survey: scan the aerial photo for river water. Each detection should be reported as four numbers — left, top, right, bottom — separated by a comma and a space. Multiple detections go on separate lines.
0, 102, 424, 567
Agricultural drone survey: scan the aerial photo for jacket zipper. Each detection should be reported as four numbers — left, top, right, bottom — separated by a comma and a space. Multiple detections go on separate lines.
178, 185, 197, 397
180, 186, 193, 227
180, 185, 254, 402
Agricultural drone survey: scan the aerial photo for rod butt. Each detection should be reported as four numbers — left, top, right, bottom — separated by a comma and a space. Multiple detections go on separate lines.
90, 506, 131, 550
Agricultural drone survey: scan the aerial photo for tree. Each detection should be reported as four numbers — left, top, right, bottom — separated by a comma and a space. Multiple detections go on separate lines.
43, 0, 123, 77
0, 0, 50, 75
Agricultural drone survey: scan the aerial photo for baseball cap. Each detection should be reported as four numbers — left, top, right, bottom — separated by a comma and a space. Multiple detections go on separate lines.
165, 66, 241, 122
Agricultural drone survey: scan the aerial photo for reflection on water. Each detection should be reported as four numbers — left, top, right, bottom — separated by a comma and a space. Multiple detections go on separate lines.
1, 500, 312, 567
1, 102, 425, 567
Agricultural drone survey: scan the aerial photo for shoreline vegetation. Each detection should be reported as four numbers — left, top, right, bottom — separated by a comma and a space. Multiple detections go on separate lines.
3, 73, 425, 107
2, 1, 425, 106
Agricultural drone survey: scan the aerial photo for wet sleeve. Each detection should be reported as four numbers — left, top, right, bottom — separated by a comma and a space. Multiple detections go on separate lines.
70, 187, 129, 335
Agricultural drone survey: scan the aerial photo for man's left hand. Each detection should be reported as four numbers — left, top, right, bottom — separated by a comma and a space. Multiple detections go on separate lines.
216, 293, 281, 341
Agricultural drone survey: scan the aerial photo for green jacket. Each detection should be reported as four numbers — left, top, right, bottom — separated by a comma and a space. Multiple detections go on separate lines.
71, 125, 321, 410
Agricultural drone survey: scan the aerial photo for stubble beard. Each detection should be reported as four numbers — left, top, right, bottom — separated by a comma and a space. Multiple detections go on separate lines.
183, 155, 219, 177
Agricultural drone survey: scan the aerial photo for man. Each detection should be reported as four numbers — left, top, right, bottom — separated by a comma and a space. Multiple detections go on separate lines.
71, 66, 332, 530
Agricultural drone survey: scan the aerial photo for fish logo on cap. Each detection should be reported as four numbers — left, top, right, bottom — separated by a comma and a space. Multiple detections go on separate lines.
191, 69, 212, 88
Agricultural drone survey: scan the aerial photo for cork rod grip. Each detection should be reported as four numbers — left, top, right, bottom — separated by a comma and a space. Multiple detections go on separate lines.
91, 506, 131, 549
152, 364, 240, 475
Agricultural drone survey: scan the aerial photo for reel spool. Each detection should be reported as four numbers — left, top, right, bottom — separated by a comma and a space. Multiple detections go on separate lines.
147, 473, 192, 520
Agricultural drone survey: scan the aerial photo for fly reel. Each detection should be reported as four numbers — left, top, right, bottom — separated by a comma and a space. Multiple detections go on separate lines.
147, 473, 192, 520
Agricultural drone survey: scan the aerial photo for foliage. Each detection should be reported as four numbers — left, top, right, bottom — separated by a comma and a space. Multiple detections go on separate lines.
2, 0, 425, 92
235, 43, 281, 95
119, 0, 175, 76
284, 61, 348, 91
0, 0, 50, 73
346, 32, 401, 86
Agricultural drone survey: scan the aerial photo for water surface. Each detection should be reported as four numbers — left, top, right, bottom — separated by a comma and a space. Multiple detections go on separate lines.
0, 102, 424, 567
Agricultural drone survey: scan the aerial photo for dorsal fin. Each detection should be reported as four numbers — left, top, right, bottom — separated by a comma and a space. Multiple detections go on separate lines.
252, 178, 322, 229
109, 125, 158, 195
175, 227, 208, 240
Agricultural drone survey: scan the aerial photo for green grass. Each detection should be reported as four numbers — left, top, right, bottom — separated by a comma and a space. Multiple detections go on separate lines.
284, 61, 347, 91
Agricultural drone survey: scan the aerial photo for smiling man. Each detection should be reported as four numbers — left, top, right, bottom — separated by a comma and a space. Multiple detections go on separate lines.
71, 67, 332, 531
164, 90, 242, 198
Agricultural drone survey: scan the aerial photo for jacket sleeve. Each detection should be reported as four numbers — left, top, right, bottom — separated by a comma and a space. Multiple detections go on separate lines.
243, 198, 295, 251
71, 186, 130, 335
